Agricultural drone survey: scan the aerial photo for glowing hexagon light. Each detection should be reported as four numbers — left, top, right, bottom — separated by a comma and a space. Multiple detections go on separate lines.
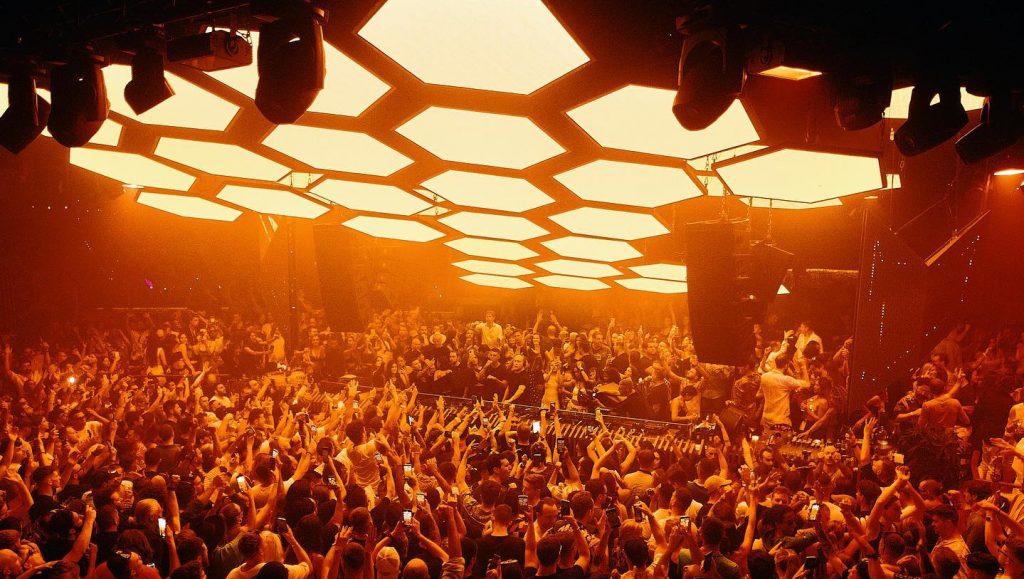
461, 274, 533, 289
549, 207, 669, 241
741, 197, 844, 209
421, 171, 554, 213
359, 0, 589, 94
155, 138, 291, 181
629, 264, 687, 282
453, 260, 533, 276
555, 160, 702, 208
440, 212, 548, 241
567, 85, 759, 159
263, 125, 412, 176
207, 32, 390, 117
70, 149, 195, 191
541, 236, 641, 263
397, 107, 564, 169
310, 180, 431, 216
715, 148, 883, 203
343, 216, 444, 242
885, 86, 985, 119
616, 278, 688, 294
216, 185, 329, 219
103, 64, 239, 131
136, 191, 242, 222
536, 259, 620, 278
536, 275, 610, 291
445, 238, 539, 261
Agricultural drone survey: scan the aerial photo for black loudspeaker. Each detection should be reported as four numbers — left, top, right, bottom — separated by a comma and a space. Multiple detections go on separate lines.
313, 225, 364, 332
718, 406, 749, 438
684, 219, 753, 365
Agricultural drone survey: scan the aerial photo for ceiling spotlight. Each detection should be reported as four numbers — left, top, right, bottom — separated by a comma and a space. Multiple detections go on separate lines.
894, 82, 968, 157
0, 73, 50, 153
124, 46, 174, 114
255, 6, 326, 124
833, 73, 892, 131
47, 57, 110, 147
955, 93, 1023, 164
672, 7, 744, 131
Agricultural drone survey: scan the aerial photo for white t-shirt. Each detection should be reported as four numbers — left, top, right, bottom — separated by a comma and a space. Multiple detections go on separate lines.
759, 370, 807, 426
476, 322, 505, 349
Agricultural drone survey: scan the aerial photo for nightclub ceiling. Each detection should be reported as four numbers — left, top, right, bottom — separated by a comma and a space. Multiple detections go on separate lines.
0, 0, 1018, 293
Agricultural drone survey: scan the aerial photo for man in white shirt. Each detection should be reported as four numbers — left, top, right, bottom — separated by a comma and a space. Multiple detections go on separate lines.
475, 310, 505, 350
758, 353, 810, 427
795, 322, 822, 361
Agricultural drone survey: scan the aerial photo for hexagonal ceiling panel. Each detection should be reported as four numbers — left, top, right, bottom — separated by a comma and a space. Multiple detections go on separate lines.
103, 64, 240, 131
445, 238, 540, 261
629, 264, 687, 281
536, 275, 610, 291
453, 260, 534, 276
549, 207, 669, 241
461, 274, 533, 289
536, 259, 620, 278
616, 278, 688, 294
440, 212, 549, 241
567, 85, 759, 159
885, 86, 985, 119
397, 107, 564, 169
136, 191, 242, 222
216, 185, 329, 219
310, 180, 430, 216
359, 0, 589, 94
154, 138, 290, 181
70, 149, 196, 191
541, 236, 641, 262
262, 125, 413, 176
554, 160, 703, 208
421, 171, 554, 213
343, 216, 444, 242
207, 32, 390, 117
715, 149, 883, 203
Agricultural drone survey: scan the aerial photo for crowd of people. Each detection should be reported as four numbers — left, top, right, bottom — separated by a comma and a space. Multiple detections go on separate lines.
2, 307, 1024, 579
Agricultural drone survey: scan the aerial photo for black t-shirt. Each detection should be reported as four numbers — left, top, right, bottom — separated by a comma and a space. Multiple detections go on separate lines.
473, 535, 526, 577
152, 443, 182, 473
525, 565, 586, 579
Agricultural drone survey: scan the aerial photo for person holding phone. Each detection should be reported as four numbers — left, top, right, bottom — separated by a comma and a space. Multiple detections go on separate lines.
676, 516, 743, 579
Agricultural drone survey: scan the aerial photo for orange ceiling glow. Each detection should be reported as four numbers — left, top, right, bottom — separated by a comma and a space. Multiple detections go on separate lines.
342, 215, 444, 242
536, 275, 610, 291
397, 107, 564, 169
461, 273, 533, 289
136, 191, 242, 221
757, 66, 822, 80
541, 236, 641, 262
310, 180, 431, 216
70, 149, 196, 191
555, 160, 703, 207
567, 85, 759, 159
453, 260, 534, 277
358, 0, 589, 94
154, 138, 290, 181
616, 277, 688, 294
440, 211, 549, 241
103, 64, 240, 131
549, 207, 669, 240
421, 171, 554, 213
216, 185, 329, 219
262, 125, 413, 176
629, 264, 687, 281
716, 148, 883, 203
536, 259, 621, 278
445, 238, 539, 261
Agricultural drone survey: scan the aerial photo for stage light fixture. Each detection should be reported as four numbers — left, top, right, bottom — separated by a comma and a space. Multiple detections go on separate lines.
0, 73, 50, 153
894, 83, 968, 157
255, 7, 326, 124
833, 73, 892, 131
672, 20, 745, 131
124, 46, 175, 114
47, 58, 110, 147
955, 93, 1024, 164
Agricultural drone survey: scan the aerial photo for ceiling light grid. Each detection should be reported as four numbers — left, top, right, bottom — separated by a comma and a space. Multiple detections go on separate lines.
714, 147, 883, 203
